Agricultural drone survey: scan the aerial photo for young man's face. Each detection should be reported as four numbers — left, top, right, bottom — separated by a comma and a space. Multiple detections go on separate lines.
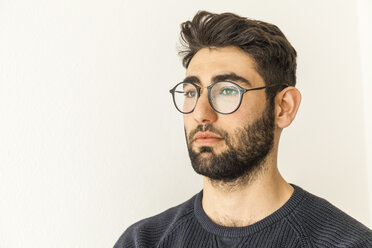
183, 46, 276, 183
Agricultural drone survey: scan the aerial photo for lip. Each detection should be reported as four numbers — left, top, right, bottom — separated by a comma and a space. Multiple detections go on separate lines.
193, 131, 224, 145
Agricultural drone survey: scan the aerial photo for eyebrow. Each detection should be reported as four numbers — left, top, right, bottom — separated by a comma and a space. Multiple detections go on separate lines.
182, 73, 252, 87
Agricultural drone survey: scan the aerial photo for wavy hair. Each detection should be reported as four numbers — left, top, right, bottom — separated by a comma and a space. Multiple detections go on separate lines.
179, 11, 297, 100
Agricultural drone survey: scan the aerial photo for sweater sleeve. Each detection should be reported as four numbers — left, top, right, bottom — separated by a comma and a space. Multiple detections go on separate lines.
114, 224, 138, 248
113, 195, 197, 248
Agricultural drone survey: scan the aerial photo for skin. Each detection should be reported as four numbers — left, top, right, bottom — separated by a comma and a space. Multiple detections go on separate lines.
184, 46, 302, 227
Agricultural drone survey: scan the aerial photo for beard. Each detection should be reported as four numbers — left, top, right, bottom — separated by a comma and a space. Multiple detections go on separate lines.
185, 102, 275, 184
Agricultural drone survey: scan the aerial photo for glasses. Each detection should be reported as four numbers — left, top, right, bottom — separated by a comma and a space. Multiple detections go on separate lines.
169, 81, 288, 114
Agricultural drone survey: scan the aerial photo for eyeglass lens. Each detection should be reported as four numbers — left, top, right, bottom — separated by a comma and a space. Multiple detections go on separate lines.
172, 82, 242, 114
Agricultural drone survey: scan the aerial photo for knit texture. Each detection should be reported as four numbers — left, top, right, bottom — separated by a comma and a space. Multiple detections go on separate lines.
114, 184, 372, 247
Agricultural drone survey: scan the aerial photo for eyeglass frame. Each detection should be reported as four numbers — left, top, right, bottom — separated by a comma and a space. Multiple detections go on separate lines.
169, 81, 289, 115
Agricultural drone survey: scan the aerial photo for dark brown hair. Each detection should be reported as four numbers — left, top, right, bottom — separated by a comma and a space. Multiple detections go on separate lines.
179, 11, 297, 101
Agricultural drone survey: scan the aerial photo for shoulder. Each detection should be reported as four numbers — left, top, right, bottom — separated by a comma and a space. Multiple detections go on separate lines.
113, 192, 198, 248
288, 185, 372, 247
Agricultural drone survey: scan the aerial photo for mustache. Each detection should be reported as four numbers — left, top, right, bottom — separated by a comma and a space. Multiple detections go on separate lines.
187, 124, 229, 144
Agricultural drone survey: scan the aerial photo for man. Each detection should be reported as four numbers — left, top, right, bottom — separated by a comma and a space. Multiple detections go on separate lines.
114, 11, 372, 247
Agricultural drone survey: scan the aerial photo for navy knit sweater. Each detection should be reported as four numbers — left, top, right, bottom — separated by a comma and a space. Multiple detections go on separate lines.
114, 184, 372, 247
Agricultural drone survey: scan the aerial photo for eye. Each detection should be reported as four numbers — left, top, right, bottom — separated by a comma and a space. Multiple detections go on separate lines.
184, 90, 197, 98
220, 88, 239, 96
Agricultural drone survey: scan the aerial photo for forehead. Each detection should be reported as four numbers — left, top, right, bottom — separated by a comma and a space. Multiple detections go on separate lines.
186, 46, 264, 87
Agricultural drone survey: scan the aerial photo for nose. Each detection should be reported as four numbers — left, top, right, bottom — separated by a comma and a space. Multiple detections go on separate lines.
192, 89, 218, 124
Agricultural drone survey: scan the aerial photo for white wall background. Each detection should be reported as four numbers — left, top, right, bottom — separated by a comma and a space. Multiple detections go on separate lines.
0, 0, 371, 247
358, 0, 372, 229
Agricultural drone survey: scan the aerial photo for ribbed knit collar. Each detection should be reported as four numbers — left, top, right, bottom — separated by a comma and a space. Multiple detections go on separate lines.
194, 183, 306, 237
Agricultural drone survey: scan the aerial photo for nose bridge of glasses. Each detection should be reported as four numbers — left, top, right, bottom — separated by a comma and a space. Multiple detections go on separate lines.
199, 85, 210, 96
194, 82, 217, 96
192, 84, 213, 111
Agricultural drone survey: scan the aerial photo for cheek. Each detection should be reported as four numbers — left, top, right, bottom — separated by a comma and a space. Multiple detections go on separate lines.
183, 114, 191, 126
183, 115, 194, 138
234, 93, 266, 122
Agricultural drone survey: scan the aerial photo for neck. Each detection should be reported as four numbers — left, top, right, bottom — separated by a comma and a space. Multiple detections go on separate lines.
201, 154, 293, 227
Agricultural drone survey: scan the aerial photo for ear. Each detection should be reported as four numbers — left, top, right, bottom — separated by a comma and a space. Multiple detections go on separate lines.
274, 87, 302, 128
